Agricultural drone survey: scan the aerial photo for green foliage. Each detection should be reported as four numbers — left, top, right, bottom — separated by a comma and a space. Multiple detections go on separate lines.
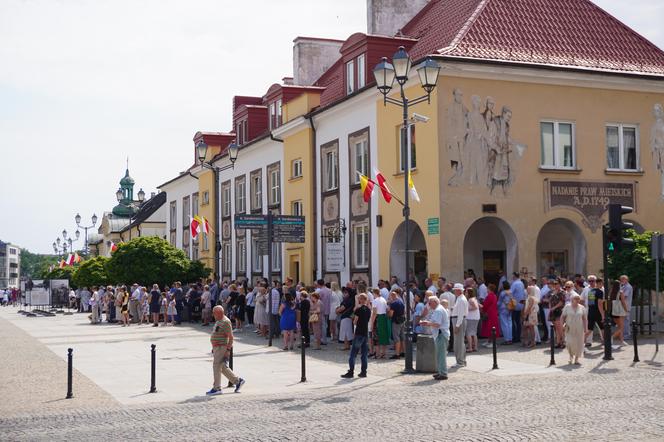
72, 256, 110, 289
608, 229, 664, 290
185, 260, 212, 284
20, 248, 58, 279
105, 236, 206, 286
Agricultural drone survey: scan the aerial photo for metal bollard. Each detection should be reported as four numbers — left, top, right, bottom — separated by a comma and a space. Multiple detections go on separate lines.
491, 327, 498, 369
149, 344, 157, 393
300, 333, 307, 383
549, 325, 556, 366
227, 347, 234, 388
632, 321, 640, 363
66, 348, 73, 399
603, 312, 614, 361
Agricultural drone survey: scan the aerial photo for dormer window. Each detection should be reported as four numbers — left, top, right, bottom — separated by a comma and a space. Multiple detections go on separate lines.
236, 119, 248, 145
346, 54, 366, 95
269, 99, 283, 130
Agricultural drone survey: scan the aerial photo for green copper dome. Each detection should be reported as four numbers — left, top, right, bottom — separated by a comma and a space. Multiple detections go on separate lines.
120, 168, 135, 185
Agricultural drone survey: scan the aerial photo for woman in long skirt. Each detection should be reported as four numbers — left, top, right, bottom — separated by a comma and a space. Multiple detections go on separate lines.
561, 294, 587, 365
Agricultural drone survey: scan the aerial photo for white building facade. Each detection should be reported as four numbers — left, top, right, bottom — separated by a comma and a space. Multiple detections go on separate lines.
0, 241, 20, 288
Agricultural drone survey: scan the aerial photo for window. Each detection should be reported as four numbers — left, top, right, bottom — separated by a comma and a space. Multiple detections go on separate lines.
269, 102, 277, 130
169, 201, 177, 232
271, 242, 281, 272
222, 182, 231, 217
237, 239, 246, 273
182, 196, 190, 227
183, 228, 190, 257
251, 172, 262, 210
357, 54, 366, 89
540, 121, 575, 169
324, 150, 339, 191
398, 125, 417, 172
353, 224, 369, 268
252, 237, 263, 272
269, 168, 280, 205
170, 231, 176, 246
237, 119, 248, 145
235, 177, 246, 214
276, 99, 282, 127
191, 193, 199, 250
353, 140, 369, 183
606, 124, 638, 171
223, 243, 232, 274
291, 200, 303, 216
203, 232, 208, 251
346, 60, 355, 95
202, 191, 209, 205
291, 159, 303, 178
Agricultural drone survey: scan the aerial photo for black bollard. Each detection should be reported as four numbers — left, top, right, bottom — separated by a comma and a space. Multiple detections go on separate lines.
549, 325, 556, 366
632, 321, 640, 363
603, 312, 613, 361
300, 333, 307, 383
491, 327, 498, 370
149, 344, 157, 393
227, 347, 234, 388
66, 348, 73, 399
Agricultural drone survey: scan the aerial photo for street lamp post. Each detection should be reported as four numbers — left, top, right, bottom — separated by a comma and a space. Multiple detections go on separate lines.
196, 141, 239, 280
75, 213, 98, 256
374, 47, 440, 373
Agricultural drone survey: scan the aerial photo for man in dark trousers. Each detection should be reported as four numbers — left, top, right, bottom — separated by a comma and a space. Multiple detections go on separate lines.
173, 282, 184, 325
341, 293, 371, 379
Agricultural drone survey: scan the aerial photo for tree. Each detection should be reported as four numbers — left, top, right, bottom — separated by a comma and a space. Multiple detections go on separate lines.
20, 248, 59, 278
185, 259, 212, 284
72, 256, 110, 289
105, 236, 205, 287
608, 229, 664, 290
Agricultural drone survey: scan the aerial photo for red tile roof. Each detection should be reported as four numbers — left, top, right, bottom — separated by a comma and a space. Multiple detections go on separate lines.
402, 0, 664, 75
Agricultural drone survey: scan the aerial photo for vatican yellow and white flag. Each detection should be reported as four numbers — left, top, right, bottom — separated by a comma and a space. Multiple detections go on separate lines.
408, 172, 420, 203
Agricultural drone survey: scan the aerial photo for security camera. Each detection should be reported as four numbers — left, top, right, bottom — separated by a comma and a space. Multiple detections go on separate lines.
411, 113, 430, 123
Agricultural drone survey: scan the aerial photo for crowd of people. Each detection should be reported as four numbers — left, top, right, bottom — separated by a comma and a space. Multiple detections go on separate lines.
67, 270, 634, 380
0, 287, 21, 306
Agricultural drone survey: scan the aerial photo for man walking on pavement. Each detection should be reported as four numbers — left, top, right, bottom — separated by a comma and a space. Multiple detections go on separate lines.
451, 283, 468, 367
341, 293, 372, 379
207, 306, 245, 396
420, 296, 449, 380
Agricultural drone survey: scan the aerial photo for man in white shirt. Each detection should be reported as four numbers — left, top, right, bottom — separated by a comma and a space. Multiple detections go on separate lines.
620, 275, 634, 341
370, 293, 389, 358
451, 283, 468, 367
130, 284, 141, 323
390, 276, 401, 292
419, 296, 449, 381
90, 287, 100, 324
378, 280, 390, 301
439, 284, 456, 352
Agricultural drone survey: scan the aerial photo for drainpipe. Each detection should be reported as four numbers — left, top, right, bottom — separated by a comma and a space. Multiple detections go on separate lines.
214, 167, 221, 280
307, 114, 318, 283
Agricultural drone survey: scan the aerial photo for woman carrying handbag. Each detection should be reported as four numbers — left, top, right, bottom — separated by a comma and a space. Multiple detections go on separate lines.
609, 280, 629, 347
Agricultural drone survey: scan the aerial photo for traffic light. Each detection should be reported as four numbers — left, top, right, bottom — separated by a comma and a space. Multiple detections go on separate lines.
607, 203, 634, 253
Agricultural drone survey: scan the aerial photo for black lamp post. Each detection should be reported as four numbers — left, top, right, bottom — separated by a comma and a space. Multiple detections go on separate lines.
196, 141, 240, 279
373, 46, 440, 373
75, 213, 98, 256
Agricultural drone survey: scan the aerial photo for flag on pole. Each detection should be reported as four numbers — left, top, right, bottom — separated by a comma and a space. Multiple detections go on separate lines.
74, 252, 81, 264
190, 217, 201, 239
200, 216, 210, 235
58, 260, 65, 269
110, 242, 118, 253
408, 172, 420, 203
373, 168, 392, 203
359, 174, 375, 203
66, 254, 74, 266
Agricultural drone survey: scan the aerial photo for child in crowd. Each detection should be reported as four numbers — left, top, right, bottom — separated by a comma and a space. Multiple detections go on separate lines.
161, 292, 168, 325
167, 294, 177, 326
141, 297, 149, 324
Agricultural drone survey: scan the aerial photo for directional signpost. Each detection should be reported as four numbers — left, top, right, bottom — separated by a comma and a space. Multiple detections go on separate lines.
234, 214, 305, 347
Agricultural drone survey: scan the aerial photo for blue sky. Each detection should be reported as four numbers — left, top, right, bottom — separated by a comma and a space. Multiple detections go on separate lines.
1, 0, 663, 254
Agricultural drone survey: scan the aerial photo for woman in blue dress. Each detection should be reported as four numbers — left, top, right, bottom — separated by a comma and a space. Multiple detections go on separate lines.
279, 292, 297, 350
497, 281, 513, 344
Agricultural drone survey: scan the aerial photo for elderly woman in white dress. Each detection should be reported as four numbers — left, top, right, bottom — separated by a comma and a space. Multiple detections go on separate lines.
561, 294, 587, 365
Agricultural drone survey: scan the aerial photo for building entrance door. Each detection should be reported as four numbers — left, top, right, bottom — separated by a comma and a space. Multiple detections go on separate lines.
483, 251, 505, 287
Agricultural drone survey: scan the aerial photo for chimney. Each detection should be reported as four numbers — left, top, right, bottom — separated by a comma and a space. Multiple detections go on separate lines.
366, 0, 429, 36
282, 76, 294, 85
293, 37, 344, 86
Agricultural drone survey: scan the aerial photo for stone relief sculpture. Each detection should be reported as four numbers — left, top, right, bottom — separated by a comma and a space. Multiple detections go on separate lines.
446, 88, 468, 186
445, 89, 526, 196
651, 103, 664, 200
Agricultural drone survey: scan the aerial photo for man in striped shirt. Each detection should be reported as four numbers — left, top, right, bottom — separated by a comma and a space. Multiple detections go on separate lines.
206, 305, 245, 395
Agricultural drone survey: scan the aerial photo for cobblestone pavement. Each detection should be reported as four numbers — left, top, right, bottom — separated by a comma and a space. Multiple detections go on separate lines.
2, 367, 663, 441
